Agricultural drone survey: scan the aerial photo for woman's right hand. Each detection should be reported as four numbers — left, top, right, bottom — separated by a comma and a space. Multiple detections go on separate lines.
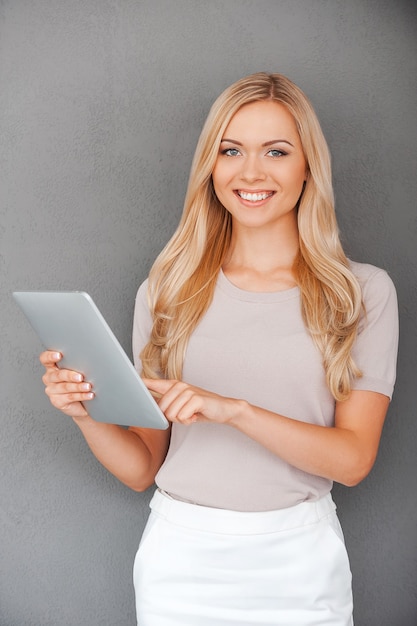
40, 351, 95, 420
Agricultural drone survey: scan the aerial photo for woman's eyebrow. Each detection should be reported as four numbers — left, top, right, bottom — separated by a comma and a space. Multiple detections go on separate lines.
263, 139, 294, 148
220, 138, 294, 147
220, 138, 243, 145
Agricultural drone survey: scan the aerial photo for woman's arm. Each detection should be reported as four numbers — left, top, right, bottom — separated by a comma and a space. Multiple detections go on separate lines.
144, 378, 389, 487
41, 351, 170, 491
229, 389, 389, 486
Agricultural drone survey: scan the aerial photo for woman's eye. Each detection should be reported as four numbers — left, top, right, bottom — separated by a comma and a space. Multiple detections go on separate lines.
267, 149, 286, 157
222, 148, 240, 157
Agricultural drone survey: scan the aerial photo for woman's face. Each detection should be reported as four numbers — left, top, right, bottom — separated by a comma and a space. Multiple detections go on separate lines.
212, 100, 307, 232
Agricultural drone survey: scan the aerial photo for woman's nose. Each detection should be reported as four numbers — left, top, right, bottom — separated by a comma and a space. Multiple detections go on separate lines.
239, 155, 266, 183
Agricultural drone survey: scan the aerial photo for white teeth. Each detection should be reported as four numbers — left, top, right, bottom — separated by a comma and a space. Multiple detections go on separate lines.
238, 191, 272, 202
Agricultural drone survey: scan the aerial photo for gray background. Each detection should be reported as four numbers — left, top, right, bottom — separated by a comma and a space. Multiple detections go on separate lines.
1, 1, 416, 624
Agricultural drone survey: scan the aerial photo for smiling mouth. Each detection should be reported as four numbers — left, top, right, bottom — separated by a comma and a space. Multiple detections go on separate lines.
236, 190, 275, 202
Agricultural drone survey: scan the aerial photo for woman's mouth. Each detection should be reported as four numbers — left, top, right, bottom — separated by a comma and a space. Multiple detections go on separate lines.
235, 190, 275, 202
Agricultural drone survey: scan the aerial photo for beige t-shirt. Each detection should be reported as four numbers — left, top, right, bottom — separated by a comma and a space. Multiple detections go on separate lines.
132, 262, 398, 511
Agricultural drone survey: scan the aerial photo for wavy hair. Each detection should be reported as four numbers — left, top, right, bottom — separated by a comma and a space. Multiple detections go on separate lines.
140, 72, 362, 400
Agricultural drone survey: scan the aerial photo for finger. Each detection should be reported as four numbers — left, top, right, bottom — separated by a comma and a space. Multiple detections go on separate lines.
40, 351, 62, 367
175, 396, 202, 424
45, 381, 93, 396
143, 379, 203, 424
160, 388, 201, 423
45, 387, 92, 409
53, 391, 95, 410
143, 378, 178, 395
43, 368, 85, 385
154, 381, 190, 413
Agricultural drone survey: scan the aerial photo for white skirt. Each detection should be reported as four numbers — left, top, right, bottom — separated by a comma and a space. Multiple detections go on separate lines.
133, 489, 353, 626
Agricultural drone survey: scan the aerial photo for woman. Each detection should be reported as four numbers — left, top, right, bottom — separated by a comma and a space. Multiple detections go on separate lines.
41, 73, 398, 625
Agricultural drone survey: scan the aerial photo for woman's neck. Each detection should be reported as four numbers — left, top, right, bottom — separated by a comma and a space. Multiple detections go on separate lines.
222, 220, 300, 292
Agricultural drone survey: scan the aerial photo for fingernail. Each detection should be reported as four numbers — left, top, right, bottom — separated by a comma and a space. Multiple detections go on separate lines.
73, 373, 83, 382
81, 383, 91, 391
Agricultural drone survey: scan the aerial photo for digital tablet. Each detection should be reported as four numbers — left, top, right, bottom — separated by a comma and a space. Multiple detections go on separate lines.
13, 291, 169, 430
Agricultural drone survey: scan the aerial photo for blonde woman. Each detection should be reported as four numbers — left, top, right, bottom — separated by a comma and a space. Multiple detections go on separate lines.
41, 73, 398, 625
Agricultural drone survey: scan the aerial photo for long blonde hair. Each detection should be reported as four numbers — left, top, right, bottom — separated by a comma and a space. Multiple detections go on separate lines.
140, 72, 362, 400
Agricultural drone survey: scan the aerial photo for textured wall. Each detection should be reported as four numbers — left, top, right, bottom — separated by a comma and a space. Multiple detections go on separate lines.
1, 1, 416, 624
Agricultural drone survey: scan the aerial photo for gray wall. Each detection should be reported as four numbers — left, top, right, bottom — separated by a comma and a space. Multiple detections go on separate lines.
1, 1, 416, 624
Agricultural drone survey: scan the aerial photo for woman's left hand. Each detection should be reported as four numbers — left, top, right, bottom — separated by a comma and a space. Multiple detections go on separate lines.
143, 378, 242, 426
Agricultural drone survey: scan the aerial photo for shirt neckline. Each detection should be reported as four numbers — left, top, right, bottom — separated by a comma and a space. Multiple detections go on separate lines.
217, 268, 300, 303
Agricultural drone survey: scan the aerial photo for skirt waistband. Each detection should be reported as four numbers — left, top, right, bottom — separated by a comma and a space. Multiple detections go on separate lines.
149, 489, 336, 536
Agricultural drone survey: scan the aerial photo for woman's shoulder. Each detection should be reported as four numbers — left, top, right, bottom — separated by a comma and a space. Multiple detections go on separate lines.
135, 277, 149, 301
134, 278, 152, 324
349, 259, 395, 291
348, 259, 397, 310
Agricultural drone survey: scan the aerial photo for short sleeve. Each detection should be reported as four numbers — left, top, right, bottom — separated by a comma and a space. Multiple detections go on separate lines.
351, 267, 399, 399
132, 279, 152, 374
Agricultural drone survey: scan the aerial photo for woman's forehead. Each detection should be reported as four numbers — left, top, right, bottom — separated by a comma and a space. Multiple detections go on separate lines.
222, 100, 301, 145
